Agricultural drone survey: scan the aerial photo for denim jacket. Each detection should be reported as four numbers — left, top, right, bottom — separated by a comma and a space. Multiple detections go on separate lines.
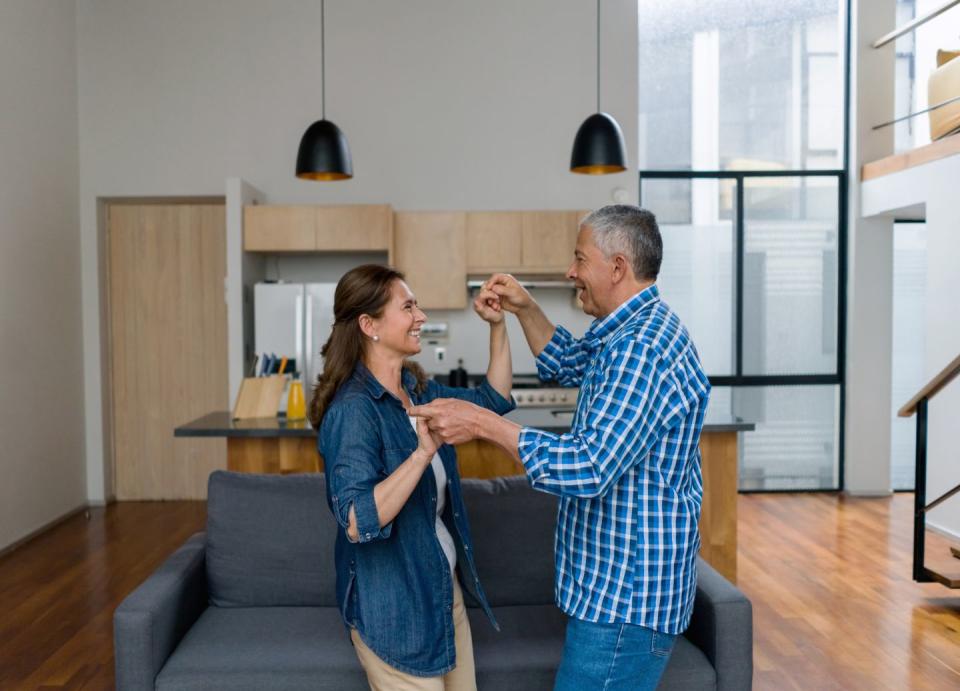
319, 361, 515, 677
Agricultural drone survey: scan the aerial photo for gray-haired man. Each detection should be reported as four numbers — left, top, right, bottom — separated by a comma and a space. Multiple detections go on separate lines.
410, 205, 710, 690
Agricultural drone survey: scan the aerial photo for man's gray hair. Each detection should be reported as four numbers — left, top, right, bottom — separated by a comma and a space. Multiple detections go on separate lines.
581, 205, 662, 281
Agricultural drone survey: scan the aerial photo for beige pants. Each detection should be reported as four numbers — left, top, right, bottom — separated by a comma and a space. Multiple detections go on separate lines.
350, 577, 477, 691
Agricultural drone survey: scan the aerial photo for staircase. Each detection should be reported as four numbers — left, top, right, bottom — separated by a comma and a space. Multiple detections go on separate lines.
899, 352, 960, 587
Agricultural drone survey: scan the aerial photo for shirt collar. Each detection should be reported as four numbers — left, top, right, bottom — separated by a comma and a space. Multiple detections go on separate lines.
353, 360, 417, 400
584, 284, 660, 346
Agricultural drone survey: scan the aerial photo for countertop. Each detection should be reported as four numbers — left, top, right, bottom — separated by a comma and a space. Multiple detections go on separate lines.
175, 410, 754, 438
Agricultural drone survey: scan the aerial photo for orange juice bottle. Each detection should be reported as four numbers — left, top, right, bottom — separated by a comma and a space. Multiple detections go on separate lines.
286, 375, 306, 420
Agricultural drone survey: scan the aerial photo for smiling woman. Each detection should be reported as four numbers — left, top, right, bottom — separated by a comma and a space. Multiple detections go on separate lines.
308, 263, 515, 688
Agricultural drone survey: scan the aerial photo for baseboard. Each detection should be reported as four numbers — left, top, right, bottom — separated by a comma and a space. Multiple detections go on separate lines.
927, 521, 960, 543
843, 490, 894, 498
0, 503, 91, 559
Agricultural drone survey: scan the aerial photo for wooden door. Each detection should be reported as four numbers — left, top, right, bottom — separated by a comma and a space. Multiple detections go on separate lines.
394, 212, 467, 309
107, 202, 228, 499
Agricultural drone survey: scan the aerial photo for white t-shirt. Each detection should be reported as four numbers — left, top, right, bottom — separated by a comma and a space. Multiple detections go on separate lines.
408, 416, 457, 573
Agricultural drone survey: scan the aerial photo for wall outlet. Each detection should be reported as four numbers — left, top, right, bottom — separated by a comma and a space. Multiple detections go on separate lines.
434, 347, 446, 363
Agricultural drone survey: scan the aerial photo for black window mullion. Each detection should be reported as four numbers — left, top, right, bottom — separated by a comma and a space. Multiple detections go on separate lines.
735, 174, 745, 377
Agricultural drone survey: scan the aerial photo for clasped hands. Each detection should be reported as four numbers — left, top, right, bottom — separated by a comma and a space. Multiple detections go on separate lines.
408, 398, 485, 446
411, 273, 532, 446
471, 273, 533, 321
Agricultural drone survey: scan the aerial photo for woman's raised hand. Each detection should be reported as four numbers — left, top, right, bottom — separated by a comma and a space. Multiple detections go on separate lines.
487, 273, 533, 314
473, 280, 504, 324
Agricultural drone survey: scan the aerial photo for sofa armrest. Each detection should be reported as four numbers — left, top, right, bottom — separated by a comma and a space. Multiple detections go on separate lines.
114, 532, 208, 691
685, 557, 753, 691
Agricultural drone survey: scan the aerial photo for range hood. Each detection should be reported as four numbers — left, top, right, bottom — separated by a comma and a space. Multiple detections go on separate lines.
467, 279, 573, 290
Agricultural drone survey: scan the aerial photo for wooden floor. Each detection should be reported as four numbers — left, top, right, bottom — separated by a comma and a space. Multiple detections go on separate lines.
1, 494, 958, 690
740, 493, 960, 690
0, 502, 206, 690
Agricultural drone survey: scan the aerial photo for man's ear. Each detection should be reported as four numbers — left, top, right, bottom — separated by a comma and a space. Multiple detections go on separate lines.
611, 254, 630, 284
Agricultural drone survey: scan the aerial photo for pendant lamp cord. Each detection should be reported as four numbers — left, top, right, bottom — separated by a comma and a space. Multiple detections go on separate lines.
596, 0, 600, 113
321, 0, 327, 120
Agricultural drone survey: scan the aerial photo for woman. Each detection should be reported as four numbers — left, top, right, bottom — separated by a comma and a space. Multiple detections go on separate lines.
310, 264, 513, 690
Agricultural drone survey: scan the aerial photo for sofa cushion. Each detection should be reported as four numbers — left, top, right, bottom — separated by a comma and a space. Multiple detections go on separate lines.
155, 606, 367, 691
206, 471, 337, 607
468, 606, 716, 691
658, 637, 717, 690
468, 605, 566, 689
460, 476, 558, 606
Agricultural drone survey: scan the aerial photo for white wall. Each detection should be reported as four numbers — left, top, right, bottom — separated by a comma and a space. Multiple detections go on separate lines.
862, 155, 960, 537
76, 0, 639, 501
844, 0, 895, 495
0, 1, 87, 550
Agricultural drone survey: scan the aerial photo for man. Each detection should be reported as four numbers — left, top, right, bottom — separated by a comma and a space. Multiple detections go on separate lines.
409, 205, 710, 690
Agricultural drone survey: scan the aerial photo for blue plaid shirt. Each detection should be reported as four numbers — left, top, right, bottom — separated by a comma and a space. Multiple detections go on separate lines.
518, 284, 710, 634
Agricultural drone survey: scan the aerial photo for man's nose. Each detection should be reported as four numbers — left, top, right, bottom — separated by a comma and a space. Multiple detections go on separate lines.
565, 262, 576, 281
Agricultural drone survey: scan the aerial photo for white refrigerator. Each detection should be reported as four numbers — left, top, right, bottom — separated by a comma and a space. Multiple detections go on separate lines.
254, 282, 337, 398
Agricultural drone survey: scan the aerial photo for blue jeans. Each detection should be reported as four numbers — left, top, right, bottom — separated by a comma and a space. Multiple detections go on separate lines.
554, 617, 677, 691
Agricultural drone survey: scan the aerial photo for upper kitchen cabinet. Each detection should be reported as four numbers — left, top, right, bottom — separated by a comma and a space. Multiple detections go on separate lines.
315, 205, 392, 254
243, 204, 393, 255
243, 205, 315, 251
520, 211, 584, 273
464, 210, 586, 276
465, 212, 523, 273
394, 212, 467, 309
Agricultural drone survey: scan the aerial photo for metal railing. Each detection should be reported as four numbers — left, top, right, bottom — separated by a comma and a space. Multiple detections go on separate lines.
898, 352, 960, 583
872, 0, 960, 48
870, 0, 960, 131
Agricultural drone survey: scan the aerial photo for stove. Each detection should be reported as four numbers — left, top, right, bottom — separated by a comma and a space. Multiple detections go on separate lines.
510, 375, 579, 409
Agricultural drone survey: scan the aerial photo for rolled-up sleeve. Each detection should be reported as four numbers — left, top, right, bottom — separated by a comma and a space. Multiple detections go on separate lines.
427, 378, 516, 415
319, 399, 392, 544
536, 326, 593, 387
518, 342, 687, 498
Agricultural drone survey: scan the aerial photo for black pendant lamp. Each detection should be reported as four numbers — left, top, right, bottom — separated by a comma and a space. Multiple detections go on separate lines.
296, 0, 353, 181
570, 0, 626, 175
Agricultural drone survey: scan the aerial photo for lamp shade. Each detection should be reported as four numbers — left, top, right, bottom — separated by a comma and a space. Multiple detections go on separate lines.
295, 119, 353, 181
570, 112, 627, 174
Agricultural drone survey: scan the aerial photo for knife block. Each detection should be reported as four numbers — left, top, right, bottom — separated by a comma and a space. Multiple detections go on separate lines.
232, 375, 287, 419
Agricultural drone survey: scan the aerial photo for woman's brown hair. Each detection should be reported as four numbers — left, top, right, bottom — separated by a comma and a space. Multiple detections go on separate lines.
308, 264, 428, 427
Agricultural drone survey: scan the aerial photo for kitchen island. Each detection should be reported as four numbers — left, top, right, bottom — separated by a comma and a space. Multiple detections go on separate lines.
175, 411, 753, 581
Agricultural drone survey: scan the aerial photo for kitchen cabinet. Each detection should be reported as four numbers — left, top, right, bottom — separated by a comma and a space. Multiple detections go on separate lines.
315, 204, 392, 255
465, 212, 523, 273
394, 211, 467, 309
244, 205, 315, 251
465, 210, 587, 275
243, 204, 393, 255
520, 211, 584, 273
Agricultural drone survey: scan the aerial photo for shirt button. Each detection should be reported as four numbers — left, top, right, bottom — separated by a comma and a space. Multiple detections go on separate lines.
453, 512, 459, 518
364, 533, 371, 540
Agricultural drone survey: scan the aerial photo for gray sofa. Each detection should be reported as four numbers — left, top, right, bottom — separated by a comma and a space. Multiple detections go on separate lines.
115, 471, 752, 690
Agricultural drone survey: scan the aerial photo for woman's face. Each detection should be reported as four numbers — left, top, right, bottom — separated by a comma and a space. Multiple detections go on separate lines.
370, 279, 427, 357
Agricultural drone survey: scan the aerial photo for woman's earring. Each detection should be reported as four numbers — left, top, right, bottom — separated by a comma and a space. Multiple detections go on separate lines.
372, 335, 380, 342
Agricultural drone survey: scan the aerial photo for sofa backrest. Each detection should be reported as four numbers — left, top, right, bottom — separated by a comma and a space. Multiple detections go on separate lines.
460, 476, 558, 606
205, 470, 559, 609
206, 470, 337, 607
